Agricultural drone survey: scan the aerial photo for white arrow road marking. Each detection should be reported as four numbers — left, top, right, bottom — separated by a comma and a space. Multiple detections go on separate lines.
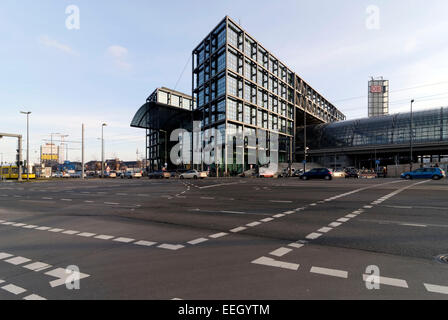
45, 268, 90, 288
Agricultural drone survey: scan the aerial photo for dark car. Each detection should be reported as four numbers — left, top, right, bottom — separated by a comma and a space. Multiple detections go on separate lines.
301, 168, 333, 181
344, 168, 359, 179
148, 171, 171, 179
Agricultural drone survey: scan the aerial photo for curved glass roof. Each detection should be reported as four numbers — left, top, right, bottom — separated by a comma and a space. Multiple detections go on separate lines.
299, 107, 448, 150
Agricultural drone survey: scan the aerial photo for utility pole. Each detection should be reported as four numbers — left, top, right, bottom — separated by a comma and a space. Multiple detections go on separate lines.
101, 123, 107, 178
20, 111, 31, 181
303, 104, 307, 172
50, 133, 60, 169
410, 99, 415, 171
82, 124, 85, 180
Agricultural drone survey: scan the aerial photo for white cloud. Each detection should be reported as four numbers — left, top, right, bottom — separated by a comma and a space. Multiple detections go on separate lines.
106, 45, 132, 71
38, 35, 78, 56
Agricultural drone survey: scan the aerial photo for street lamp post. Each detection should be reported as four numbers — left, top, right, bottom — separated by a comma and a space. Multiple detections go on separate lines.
20, 111, 31, 181
410, 99, 415, 171
101, 123, 107, 178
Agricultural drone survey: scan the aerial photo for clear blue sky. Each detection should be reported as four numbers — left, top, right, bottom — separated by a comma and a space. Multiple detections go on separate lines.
1, 0, 448, 163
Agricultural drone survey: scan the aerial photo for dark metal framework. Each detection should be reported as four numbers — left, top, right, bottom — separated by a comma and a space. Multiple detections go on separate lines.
131, 88, 194, 171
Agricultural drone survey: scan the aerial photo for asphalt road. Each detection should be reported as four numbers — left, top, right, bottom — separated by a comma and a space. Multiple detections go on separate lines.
0, 177, 447, 300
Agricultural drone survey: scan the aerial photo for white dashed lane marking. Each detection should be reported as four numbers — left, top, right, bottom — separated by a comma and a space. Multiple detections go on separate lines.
1, 284, 27, 295
251, 257, 300, 271
270, 247, 293, 257
310, 267, 348, 279
424, 284, 448, 295
362, 274, 408, 288
188, 238, 209, 245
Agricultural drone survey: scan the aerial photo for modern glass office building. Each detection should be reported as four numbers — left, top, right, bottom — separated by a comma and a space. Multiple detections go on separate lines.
192, 16, 345, 174
298, 107, 448, 168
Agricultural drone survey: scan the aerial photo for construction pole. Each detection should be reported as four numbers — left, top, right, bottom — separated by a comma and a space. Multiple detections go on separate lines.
82, 124, 85, 180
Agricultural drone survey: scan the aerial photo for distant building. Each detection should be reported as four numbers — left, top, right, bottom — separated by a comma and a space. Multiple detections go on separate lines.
40, 143, 59, 165
368, 77, 389, 118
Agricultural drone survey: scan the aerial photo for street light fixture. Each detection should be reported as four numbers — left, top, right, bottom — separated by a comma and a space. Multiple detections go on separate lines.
20, 111, 31, 181
410, 99, 415, 171
101, 123, 107, 178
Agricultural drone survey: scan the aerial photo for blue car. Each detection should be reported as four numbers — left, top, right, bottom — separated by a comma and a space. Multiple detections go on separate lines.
401, 168, 446, 180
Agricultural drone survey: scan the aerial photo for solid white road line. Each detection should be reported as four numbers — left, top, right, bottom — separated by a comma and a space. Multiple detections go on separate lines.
1, 284, 26, 295
401, 223, 427, 228
270, 247, 293, 257
424, 283, 448, 295
251, 256, 300, 271
310, 267, 348, 279
362, 274, 408, 288
209, 232, 228, 239
5, 256, 31, 265
188, 238, 209, 245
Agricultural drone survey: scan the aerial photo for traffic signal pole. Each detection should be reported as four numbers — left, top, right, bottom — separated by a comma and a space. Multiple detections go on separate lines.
0, 133, 23, 181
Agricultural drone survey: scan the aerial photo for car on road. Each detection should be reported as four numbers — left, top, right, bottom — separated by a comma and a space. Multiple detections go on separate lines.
301, 168, 333, 181
122, 171, 143, 179
332, 169, 346, 178
148, 170, 171, 179
344, 168, 359, 179
179, 170, 207, 179
401, 167, 446, 180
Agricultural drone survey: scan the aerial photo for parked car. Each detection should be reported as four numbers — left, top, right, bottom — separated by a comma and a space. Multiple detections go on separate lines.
293, 169, 304, 177
301, 168, 333, 180
344, 168, 359, 179
401, 168, 446, 180
108, 171, 117, 178
258, 167, 277, 178
122, 171, 142, 179
332, 169, 346, 178
148, 171, 171, 179
179, 170, 207, 179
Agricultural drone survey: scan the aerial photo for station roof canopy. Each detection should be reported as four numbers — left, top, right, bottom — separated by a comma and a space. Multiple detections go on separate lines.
131, 101, 193, 131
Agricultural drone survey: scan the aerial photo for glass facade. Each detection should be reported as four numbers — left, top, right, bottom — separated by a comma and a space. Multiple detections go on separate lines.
300, 107, 448, 150
193, 16, 345, 172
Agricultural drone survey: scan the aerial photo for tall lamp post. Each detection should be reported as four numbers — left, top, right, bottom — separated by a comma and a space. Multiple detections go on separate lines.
20, 111, 31, 181
410, 99, 415, 171
101, 123, 107, 178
